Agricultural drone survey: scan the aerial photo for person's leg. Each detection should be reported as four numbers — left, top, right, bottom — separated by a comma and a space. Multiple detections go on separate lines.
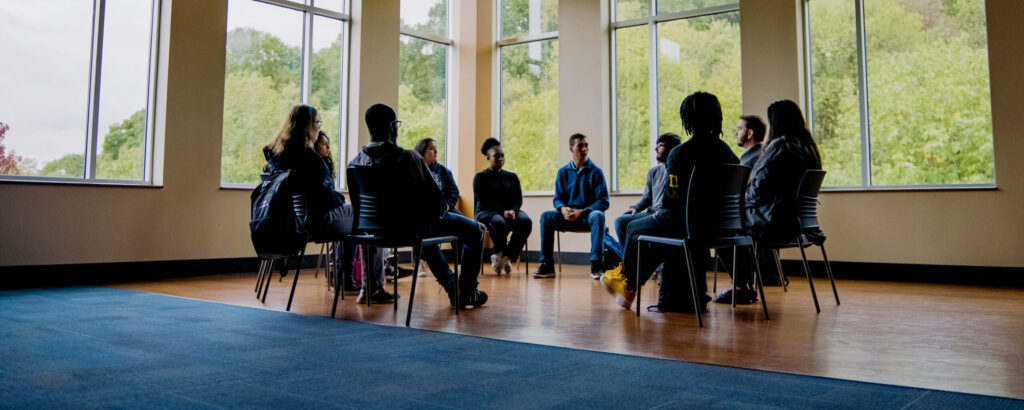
622, 215, 675, 290
505, 211, 533, 262
614, 213, 633, 246
420, 243, 454, 285
486, 214, 509, 256
539, 210, 561, 265
585, 211, 606, 264
430, 212, 487, 306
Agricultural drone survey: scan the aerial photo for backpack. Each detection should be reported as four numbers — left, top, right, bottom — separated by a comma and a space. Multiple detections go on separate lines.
601, 227, 623, 270
250, 170, 309, 258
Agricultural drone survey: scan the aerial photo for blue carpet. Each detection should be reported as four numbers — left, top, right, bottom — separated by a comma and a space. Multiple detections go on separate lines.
0, 287, 1021, 409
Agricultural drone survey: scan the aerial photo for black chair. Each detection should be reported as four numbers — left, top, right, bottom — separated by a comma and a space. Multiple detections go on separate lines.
254, 193, 309, 312
755, 170, 839, 313
636, 164, 769, 327
338, 166, 461, 327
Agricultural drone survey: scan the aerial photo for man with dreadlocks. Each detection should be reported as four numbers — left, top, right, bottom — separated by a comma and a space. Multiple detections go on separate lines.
602, 91, 739, 313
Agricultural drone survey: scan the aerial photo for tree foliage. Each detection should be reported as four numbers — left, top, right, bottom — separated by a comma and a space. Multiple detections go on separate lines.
397, 2, 449, 163
0, 123, 22, 175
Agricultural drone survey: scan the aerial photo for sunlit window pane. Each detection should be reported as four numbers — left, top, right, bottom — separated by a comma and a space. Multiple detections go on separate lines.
500, 0, 558, 39
95, 0, 154, 181
0, 1, 93, 177
657, 0, 736, 15
401, 0, 447, 38
221, 1, 303, 185
311, 15, 345, 183
313, 0, 345, 13
615, 0, 649, 21
500, 39, 559, 191
864, 0, 993, 185
398, 36, 448, 164
614, 25, 650, 191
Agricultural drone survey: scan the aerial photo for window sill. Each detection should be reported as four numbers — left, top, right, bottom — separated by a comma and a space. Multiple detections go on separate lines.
821, 184, 996, 193
0, 177, 160, 188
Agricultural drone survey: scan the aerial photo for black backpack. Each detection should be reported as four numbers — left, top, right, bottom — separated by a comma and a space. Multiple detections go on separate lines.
250, 170, 309, 258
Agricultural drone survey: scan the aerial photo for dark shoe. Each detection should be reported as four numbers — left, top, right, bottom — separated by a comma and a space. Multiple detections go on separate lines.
590, 262, 604, 279
713, 289, 757, 305
357, 288, 399, 304
443, 277, 458, 307
653, 293, 711, 313
533, 263, 556, 278
460, 289, 489, 309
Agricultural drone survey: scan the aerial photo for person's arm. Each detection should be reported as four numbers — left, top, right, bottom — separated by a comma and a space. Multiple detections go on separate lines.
745, 145, 787, 208
586, 170, 610, 213
410, 152, 444, 219
552, 168, 568, 211
512, 173, 523, 212
442, 165, 460, 212
631, 167, 655, 212
473, 173, 483, 216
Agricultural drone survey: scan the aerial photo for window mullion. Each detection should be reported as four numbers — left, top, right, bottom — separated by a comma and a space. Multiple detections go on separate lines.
143, 0, 161, 183
301, 11, 313, 104
85, 0, 106, 180
648, 19, 658, 168
854, 0, 871, 187
610, 28, 620, 191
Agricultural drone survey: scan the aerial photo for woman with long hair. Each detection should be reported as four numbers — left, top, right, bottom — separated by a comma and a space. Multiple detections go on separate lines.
473, 138, 531, 274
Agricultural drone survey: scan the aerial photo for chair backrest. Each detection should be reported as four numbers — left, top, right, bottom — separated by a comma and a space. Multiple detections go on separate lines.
795, 169, 827, 232
346, 166, 419, 238
685, 164, 752, 239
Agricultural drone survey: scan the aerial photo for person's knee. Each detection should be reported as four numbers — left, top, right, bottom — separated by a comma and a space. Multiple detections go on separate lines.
588, 210, 605, 225
540, 211, 558, 229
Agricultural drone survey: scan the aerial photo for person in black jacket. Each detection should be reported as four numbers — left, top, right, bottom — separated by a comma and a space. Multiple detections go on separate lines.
602, 92, 739, 313
264, 105, 391, 302
348, 104, 487, 308
474, 138, 531, 275
414, 138, 461, 215
716, 100, 823, 304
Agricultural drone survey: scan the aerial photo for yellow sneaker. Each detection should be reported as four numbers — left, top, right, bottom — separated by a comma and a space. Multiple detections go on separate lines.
601, 263, 635, 309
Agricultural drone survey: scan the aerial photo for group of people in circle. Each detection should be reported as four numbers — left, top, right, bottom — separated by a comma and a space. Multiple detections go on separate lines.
262, 89, 822, 313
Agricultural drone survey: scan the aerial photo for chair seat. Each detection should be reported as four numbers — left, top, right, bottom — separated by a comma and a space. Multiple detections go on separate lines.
759, 232, 825, 249
637, 234, 753, 249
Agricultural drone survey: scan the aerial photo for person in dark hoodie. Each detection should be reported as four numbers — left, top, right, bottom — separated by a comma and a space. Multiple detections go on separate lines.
474, 138, 530, 275
263, 105, 392, 303
348, 104, 487, 309
602, 91, 739, 313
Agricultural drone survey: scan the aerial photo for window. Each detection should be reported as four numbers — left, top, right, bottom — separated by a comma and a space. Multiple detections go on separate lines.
805, 0, 994, 188
612, 0, 742, 191
498, 0, 559, 192
0, 0, 161, 183
221, 0, 349, 187
399, 0, 450, 165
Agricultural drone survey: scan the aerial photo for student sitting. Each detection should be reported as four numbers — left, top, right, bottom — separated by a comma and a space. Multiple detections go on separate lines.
474, 138, 531, 275
614, 133, 681, 244
534, 133, 610, 279
415, 138, 461, 215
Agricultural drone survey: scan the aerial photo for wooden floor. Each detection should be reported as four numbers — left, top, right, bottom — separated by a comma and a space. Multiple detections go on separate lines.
112, 263, 1024, 400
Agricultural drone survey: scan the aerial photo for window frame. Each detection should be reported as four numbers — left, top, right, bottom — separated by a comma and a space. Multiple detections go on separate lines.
494, 0, 560, 195
609, 1, 740, 193
0, 0, 163, 186
219, 0, 352, 189
399, 0, 454, 171
802, 0, 997, 191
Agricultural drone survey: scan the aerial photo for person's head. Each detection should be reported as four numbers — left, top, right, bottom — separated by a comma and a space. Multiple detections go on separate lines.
766, 99, 821, 167
736, 115, 766, 149
315, 131, 331, 158
679, 91, 723, 139
414, 138, 438, 165
568, 133, 589, 164
481, 137, 504, 170
655, 133, 682, 163
268, 104, 320, 154
364, 103, 398, 143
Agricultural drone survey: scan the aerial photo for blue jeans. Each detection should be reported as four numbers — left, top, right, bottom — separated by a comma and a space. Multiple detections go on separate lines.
539, 210, 605, 264
614, 210, 654, 245
421, 212, 485, 292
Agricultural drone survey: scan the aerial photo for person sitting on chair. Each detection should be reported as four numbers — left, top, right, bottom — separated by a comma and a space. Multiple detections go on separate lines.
474, 138, 531, 275
614, 132, 681, 244
348, 104, 487, 309
264, 106, 392, 303
601, 91, 739, 313
534, 133, 610, 279
415, 138, 461, 215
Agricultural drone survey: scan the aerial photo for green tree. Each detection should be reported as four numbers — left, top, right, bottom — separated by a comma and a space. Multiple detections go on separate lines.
39, 154, 85, 177
96, 109, 146, 180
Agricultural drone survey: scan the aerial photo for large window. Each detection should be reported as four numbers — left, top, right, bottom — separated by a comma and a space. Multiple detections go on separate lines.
806, 0, 994, 188
498, 0, 560, 192
221, 0, 349, 186
0, 0, 161, 183
612, 0, 742, 191
399, 0, 450, 165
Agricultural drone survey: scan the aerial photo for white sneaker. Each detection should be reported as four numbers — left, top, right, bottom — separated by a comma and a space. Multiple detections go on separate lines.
501, 256, 512, 274
417, 264, 429, 277
490, 252, 503, 275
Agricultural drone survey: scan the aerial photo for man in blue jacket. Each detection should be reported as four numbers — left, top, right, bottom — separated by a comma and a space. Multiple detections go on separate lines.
534, 133, 610, 279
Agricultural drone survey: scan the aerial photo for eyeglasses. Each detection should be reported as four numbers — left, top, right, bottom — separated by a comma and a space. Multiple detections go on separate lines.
391, 120, 402, 129
314, 120, 323, 126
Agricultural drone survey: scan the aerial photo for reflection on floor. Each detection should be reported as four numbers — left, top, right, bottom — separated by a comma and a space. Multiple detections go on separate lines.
112, 263, 1024, 399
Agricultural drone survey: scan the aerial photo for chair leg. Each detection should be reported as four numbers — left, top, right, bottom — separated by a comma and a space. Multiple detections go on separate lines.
797, 239, 821, 313
682, 247, 704, 328
406, 245, 421, 327
261, 258, 274, 303
556, 231, 562, 273
314, 243, 325, 279
331, 251, 342, 318
279, 256, 287, 282
454, 240, 460, 315
635, 240, 642, 317
393, 247, 399, 311
772, 248, 788, 292
712, 249, 718, 294
286, 250, 305, 312
255, 259, 267, 294
363, 246, 371, 307
731, 246, 738, 309
751, 245, 769, 320
820, 245, 840, 305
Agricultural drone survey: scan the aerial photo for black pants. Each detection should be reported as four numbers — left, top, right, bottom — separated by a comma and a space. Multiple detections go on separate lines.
716, 245, 779, 289
622, 214, 710, 295
481, 211, 532, 262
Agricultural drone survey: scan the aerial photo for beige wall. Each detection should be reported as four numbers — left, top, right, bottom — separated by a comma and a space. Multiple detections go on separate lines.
1, 0, 1022, 271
